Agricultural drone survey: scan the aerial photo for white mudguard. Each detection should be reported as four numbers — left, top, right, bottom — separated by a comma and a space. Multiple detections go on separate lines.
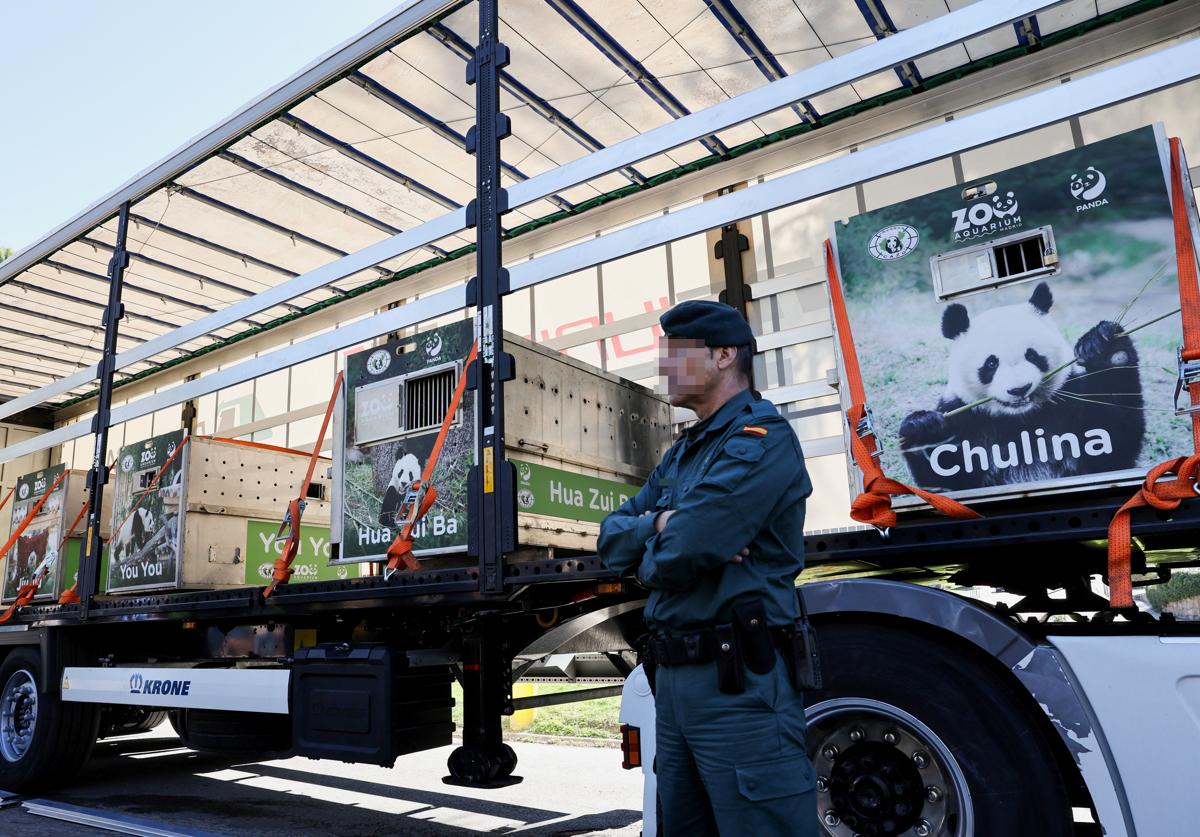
619, 664, 658, 837
1049, 634, 1200, 837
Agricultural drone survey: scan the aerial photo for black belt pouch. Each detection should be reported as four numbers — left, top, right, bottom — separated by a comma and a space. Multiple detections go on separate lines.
732, 599, 776, 674
790, 589, 823, 691
635, 633, 658, 695
713, 623, 745, 694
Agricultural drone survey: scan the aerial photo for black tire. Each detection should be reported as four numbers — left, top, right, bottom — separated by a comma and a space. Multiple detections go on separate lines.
99, 706, 169, 738
495, 743, 518, 777
168, 708, 186, 739
805, 622, 1073, 837
172, 708, 291, 756
0, 648, 101, 792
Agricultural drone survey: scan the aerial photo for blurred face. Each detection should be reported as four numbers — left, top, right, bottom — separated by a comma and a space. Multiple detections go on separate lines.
659, 338, 719, 408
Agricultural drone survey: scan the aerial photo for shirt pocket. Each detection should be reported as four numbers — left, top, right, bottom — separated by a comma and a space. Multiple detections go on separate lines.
704, 436, 767, 493
654, 488, 673, 511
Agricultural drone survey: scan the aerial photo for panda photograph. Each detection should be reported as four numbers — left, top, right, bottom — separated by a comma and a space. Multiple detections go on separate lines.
898, 281, 1146, 491
832, 126, 1190, 499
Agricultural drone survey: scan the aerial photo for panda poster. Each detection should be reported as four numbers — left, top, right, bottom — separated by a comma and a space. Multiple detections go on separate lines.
1, 464, 68, 603
340, 321, 475, 564
106, 429, 186, 592
832, 124, 1190, 500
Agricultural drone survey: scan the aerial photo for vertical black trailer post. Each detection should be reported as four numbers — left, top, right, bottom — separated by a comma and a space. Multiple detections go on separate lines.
715, 221, 751, 315
448, 0, 521, 787
465, 0, 517, 592
79, 201, 131, 619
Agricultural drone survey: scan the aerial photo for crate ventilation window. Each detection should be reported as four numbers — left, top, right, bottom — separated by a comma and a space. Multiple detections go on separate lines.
353, 362, 461, 446
405, 367, 457, 434
931, 226, 1059, 301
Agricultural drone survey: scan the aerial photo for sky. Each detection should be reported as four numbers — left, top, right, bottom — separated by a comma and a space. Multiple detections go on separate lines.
0, 0, 402, 255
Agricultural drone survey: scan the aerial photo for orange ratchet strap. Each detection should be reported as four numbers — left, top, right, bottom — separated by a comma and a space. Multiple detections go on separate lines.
194, 435, 322, 458
384, 342, 478, 579
0, 484, 16, 519
1107, 137, 1200, 608
263, 371, 343, 599
0, 470, 70, 623
58, 461, 119, 605
824, 239, 981, 532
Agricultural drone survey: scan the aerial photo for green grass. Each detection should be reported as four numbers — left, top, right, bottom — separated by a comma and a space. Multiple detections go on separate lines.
451, 682, 622, 740
1146, 569, 1200, 611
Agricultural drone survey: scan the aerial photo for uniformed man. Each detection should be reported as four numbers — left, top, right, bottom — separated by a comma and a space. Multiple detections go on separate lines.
599, 300, 817, 836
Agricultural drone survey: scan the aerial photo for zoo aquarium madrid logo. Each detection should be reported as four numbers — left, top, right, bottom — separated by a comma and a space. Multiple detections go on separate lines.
1071, 166, 1108, 212
867, 224, 920, 261
951, 191, 1021, 241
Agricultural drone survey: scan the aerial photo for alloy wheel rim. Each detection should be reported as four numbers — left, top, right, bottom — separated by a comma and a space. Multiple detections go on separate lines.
807, 697, 974, 837
0, 669, 38, 763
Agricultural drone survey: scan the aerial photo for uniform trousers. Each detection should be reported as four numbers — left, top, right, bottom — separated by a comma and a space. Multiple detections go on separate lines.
654, 649, 818, 836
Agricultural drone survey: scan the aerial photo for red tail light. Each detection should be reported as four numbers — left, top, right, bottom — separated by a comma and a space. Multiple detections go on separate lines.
620, 723, 641, 769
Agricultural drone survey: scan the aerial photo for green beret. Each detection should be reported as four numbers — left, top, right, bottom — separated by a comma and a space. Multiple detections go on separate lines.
659, 300, 755, 348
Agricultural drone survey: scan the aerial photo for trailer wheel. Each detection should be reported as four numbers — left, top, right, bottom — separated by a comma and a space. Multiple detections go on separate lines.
99, 706, 168, 738
0, 648, 100, 792
172, 708, 291, 756
805, 622, 1073, 837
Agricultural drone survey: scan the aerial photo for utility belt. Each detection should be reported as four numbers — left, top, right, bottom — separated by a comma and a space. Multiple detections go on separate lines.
638, 593, 822, 696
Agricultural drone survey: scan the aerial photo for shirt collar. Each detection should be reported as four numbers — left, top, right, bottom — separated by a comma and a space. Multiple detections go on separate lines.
685, 388, 754, 440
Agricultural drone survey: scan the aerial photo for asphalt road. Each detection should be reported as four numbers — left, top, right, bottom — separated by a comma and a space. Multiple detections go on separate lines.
0, 725, 645, 836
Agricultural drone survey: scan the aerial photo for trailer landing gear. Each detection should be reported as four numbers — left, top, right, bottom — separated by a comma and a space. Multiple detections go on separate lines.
444, 621, 522, 788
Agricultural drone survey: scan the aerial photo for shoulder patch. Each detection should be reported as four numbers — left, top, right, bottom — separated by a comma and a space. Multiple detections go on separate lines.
742, 425, 768, 436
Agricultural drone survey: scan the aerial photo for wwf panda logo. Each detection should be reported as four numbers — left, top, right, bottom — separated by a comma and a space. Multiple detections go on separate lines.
868, 224, 919, 261
1070, 166, 1106, 201
366, 349, 391, 376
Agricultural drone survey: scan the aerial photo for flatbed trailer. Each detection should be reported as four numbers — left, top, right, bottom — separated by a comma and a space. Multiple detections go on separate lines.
1, 2, 1199, 836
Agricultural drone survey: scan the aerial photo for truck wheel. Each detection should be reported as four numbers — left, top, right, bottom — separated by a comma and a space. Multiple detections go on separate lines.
805, 622, 1073, 837
0, 648, 100, 792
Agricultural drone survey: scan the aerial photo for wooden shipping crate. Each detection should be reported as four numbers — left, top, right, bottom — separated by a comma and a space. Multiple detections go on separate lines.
106, 431, 332, 594
337, 321, 671, 565
1, 465, 112, 604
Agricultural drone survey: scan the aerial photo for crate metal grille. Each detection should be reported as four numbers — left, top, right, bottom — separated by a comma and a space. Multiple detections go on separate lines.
405, 368, 456, 433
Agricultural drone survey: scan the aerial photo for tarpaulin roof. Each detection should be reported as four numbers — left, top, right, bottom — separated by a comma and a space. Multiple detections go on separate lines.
0, 0, 1149, 406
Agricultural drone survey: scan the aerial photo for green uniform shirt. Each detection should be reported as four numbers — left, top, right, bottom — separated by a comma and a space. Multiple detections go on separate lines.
599, 389, 812, 633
